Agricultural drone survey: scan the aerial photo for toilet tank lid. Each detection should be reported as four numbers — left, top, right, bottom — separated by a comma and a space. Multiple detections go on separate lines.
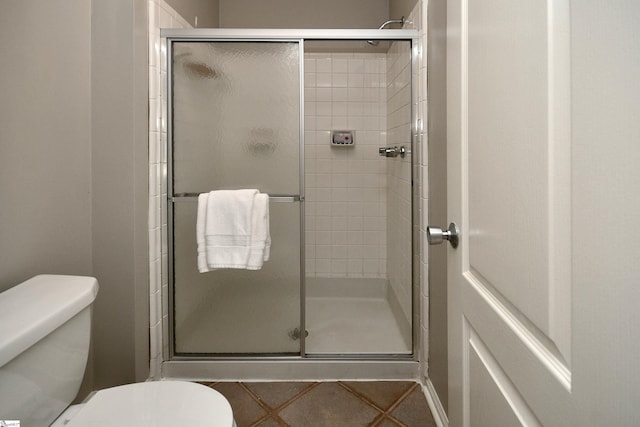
0, 275, 98, 367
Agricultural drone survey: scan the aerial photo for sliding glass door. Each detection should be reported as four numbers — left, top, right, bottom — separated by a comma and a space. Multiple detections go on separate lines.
169, 40, 302, 355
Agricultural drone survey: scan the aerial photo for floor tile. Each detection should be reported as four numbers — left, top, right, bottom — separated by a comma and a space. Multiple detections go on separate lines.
253, 415, 288, 426
374, 417, 403, 427
279, 382, 382, 426
341, 381, 415, 410
209, 382, 268, 427
389, 387, 436, 427
244, 382, 316, 409
199, 380, 437, 427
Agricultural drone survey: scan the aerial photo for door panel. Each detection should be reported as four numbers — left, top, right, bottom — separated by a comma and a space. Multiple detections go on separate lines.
448, 0, 569, 425
468, 327, 536, 426
466, 0, 570, 358
462, 280, 568, 421
461, 0, 573, 408
468, 0, 552, 335
448, 0, 640, 425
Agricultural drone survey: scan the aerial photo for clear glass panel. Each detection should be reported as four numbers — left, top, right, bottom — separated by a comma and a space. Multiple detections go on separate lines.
303, 40, 413, 355
172, 41, 300, 194
170, 41, 301, 355
173, 202, 300, 354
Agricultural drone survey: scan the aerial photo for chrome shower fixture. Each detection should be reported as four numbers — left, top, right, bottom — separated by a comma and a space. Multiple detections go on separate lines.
367, 16, 405, 46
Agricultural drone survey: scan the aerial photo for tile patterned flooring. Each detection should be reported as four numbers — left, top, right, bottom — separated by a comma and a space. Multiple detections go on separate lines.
199, 381, 437, 427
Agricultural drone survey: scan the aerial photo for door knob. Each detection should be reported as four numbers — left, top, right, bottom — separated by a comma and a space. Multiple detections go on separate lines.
426, 223, 459, 248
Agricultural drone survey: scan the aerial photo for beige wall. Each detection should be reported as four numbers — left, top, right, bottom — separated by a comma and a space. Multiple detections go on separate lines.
164, 0, 391, 29
0, 0, 149, 396
0, 1, 92, 292
427, 0, 448, 414
389, 0, 418, 21
219, 0, 388, 28
91, 0, 150, 389
165, 0, 219, 27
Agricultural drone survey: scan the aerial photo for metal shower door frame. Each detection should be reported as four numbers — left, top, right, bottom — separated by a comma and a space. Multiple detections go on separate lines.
162, 28, 419, 361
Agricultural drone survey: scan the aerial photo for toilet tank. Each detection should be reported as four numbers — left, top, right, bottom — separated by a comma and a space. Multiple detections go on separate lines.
0, 275, 98, 427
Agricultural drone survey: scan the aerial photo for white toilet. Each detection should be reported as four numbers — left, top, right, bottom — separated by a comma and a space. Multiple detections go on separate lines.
0, 275, 235, 427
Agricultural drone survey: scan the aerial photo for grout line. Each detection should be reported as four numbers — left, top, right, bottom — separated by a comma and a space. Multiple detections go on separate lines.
242, 381, 321, 427
371, 415, 405, 427
338, 381, 416, 413
238, 381, 269, 408
385, 381, 420, 414
336, 381, 420, 427
270, 382, 321, 412
368, 412, 390, 427
385, 414, 409, 427
337, 381, 388, 413
208, 382, 276, 427
237, 382, 277, 427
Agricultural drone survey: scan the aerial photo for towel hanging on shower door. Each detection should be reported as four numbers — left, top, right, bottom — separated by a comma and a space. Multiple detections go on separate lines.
196, 189, 270, 272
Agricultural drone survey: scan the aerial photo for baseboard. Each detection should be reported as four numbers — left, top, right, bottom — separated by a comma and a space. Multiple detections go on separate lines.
422, 378, 449, 427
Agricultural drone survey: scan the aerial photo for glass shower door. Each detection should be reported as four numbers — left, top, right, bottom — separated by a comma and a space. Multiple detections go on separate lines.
169, 41, 302, 355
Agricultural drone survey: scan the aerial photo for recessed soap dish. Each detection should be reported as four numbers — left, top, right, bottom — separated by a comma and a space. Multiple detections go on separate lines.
331, 130, 354, 146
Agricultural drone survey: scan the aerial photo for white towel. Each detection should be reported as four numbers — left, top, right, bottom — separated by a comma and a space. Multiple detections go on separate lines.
196, 189, 271, 271
204, 189, 258, 269
196, 193, 212, 273
246, 193, 271, 270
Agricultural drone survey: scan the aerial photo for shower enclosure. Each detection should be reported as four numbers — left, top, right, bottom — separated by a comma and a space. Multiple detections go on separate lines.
163, 29, 418, 368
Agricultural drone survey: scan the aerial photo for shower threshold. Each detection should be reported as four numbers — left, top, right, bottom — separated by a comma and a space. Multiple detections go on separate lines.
161, 359, 419, 381
162, 277, 417, 381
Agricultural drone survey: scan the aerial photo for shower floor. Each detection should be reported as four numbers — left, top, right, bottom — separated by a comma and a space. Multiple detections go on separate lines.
305, 278, 412, 355
175, 278, 412, 356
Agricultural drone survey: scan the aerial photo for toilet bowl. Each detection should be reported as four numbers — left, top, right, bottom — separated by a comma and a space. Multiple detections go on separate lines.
0, 275, 235, 427
52, 381, 235, 427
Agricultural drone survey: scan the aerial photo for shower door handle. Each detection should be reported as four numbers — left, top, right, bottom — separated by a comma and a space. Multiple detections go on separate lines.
268, 195, 301, 202
426, 223, 459, 248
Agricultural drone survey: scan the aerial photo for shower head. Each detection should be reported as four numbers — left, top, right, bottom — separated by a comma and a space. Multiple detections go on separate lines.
367, 16, 405, 46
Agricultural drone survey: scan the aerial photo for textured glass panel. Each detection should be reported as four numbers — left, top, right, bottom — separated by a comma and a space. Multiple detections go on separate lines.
170, 41, 301, 355
172, 42, 300, 194
173, 201, 301, 354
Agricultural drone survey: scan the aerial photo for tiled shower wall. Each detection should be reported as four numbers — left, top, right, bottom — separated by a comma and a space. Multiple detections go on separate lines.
148, 0, 190, 379
304, 53, 388, 279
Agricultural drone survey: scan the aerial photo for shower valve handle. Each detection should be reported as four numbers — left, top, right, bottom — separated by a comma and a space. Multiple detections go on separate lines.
378, 146, 406, 158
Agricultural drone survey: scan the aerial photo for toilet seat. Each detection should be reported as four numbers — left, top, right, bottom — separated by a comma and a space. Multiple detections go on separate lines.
64, 381, 234, 427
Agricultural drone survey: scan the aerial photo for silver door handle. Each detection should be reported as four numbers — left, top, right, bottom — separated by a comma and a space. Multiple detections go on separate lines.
426, 223, 459, 248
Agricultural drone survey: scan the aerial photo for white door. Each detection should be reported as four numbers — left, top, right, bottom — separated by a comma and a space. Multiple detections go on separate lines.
445, 0, 640, 425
